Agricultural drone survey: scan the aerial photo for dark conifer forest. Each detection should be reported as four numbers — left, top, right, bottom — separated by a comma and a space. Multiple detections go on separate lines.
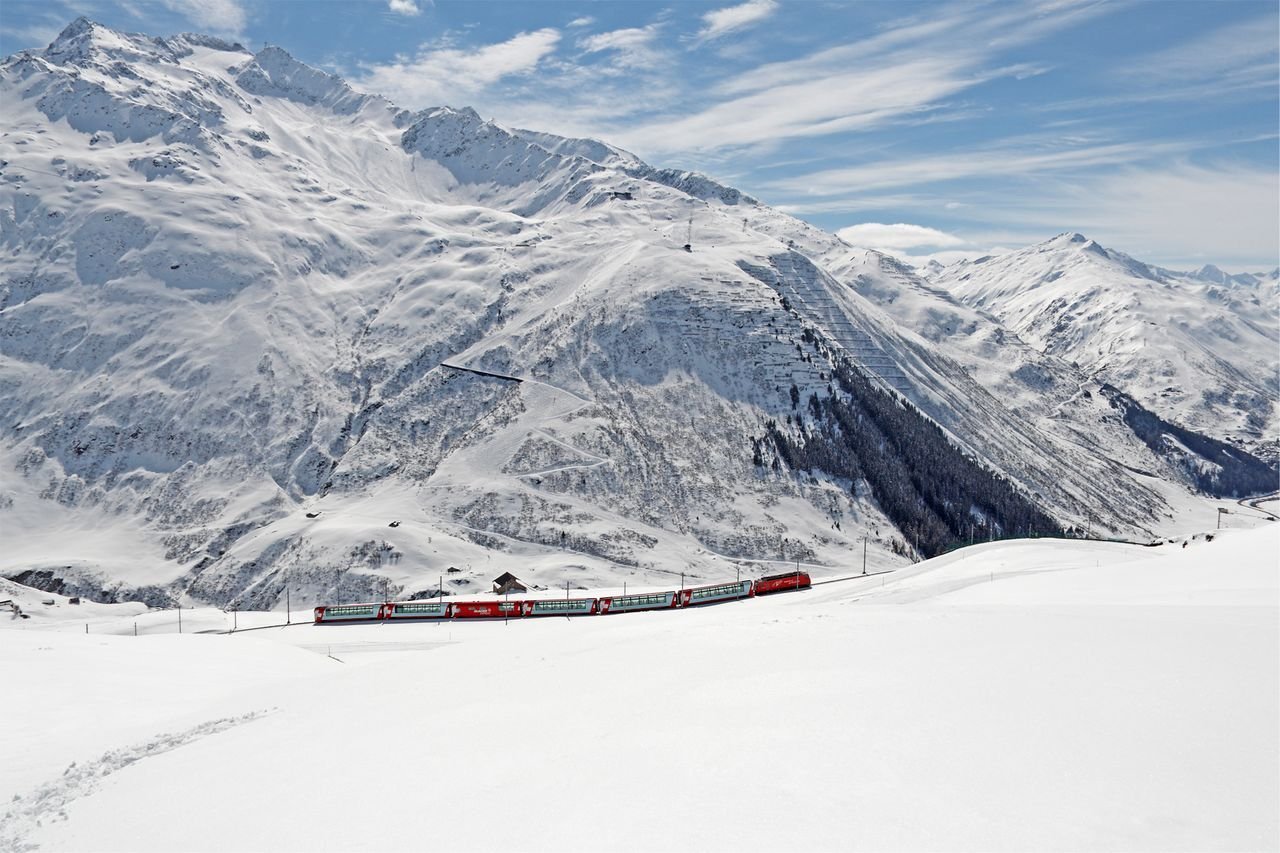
759, 354, 1067, 558
1098, 384, 1277, 497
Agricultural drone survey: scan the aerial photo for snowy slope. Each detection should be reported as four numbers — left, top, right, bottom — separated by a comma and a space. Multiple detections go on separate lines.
927, 233, 1280, 457
1, 525, 1276, 852
0, 20, 1263, 610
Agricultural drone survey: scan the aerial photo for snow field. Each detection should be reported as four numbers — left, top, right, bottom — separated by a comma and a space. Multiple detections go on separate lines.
2, 527, 1276, 851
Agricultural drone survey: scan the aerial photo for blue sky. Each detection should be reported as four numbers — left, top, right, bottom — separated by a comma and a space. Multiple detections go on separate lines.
3, 0, 1277, 269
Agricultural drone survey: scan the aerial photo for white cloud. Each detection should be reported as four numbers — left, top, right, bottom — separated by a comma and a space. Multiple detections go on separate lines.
388, 0, 421, 17
621, 55, 980, 154
616, 0, 1113, 155
696, 0, 777, 42
578, 24, 664, 68
567, 16, 595, 28
837, 223, 967, 250
356, 29, 562, 108
160, 0, 247, 37
1126, 16, 1278, 88
763, 138, 1191, 197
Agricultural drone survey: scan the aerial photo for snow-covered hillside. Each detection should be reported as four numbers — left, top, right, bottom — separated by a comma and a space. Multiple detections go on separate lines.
927, 233, 1279, 458
0, 20, 1271, 610
2, 524, 1276, 851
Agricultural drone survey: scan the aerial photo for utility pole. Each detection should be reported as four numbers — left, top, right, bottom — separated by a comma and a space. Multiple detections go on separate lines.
1217, 507, 1228, 529
178, 605, 182, 634
285, 586, 291, 625
862, 536, 868, 575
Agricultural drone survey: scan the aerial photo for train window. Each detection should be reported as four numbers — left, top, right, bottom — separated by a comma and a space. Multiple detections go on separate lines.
329, 605, 374, 615
401, 603, 444, 614
537, 600, 589, 611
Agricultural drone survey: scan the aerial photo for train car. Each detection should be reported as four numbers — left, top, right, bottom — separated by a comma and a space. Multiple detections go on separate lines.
599, 591, 679, 614
679, 580, 754, 607
384, 600, 453, 620
452, 600, 532, 619
753, 571, 812, 595
527, 597, 599, 617
314, 603, 384, 624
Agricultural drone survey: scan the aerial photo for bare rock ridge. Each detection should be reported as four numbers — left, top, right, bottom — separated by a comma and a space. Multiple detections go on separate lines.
0, 19, 1274, 608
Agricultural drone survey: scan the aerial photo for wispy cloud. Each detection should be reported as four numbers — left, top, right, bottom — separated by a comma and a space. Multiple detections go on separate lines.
764, 137, 1192, 197
567, 16, 594, 28
695, 0, 778, 42
388, 0, 422, 17
614, 0, 1113, 154
1125, 15, 1278, 90
355, 28, 561, 108
1037, 15, 1280, 113
159, 0, 247, 37
622, 56, 981, 154
578, 23, 664, 69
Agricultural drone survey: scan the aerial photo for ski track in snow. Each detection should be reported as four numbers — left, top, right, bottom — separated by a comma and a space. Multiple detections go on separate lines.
0, 711, 272, 853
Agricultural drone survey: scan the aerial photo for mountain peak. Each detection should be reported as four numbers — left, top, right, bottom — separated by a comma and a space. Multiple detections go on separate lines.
1196, 264, 1227, 283
43, 16, 177, 66
1045, 231, 1090, 248
237, 45, 374, 115
44, 16, 109, 60
55, 16, 97, 40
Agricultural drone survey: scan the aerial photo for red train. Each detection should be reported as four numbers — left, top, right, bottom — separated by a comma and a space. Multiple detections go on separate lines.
314, 572, 811, 624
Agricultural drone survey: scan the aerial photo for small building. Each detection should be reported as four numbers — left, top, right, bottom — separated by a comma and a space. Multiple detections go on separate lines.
492, 572, 528, 595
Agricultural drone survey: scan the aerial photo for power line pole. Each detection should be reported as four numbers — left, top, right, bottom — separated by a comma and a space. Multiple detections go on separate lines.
862, 536, 868, 575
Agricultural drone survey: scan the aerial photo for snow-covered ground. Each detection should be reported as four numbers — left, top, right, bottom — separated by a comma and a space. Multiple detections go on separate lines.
3, 521, 1276, 852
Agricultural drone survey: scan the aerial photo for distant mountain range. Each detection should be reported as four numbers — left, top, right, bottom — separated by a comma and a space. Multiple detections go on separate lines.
0, 19, 1274, 608
924, 232, 1278, 459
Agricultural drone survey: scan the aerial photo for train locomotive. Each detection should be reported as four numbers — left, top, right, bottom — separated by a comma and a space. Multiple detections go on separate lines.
314, 572, 811, 624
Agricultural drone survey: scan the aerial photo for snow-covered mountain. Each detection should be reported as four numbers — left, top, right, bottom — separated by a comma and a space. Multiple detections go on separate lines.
0, 20, 1271, 608
926, 233, 1279, 459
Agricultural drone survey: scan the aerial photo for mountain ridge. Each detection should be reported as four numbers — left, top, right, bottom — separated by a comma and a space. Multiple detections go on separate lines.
1, 20, 1271, 608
